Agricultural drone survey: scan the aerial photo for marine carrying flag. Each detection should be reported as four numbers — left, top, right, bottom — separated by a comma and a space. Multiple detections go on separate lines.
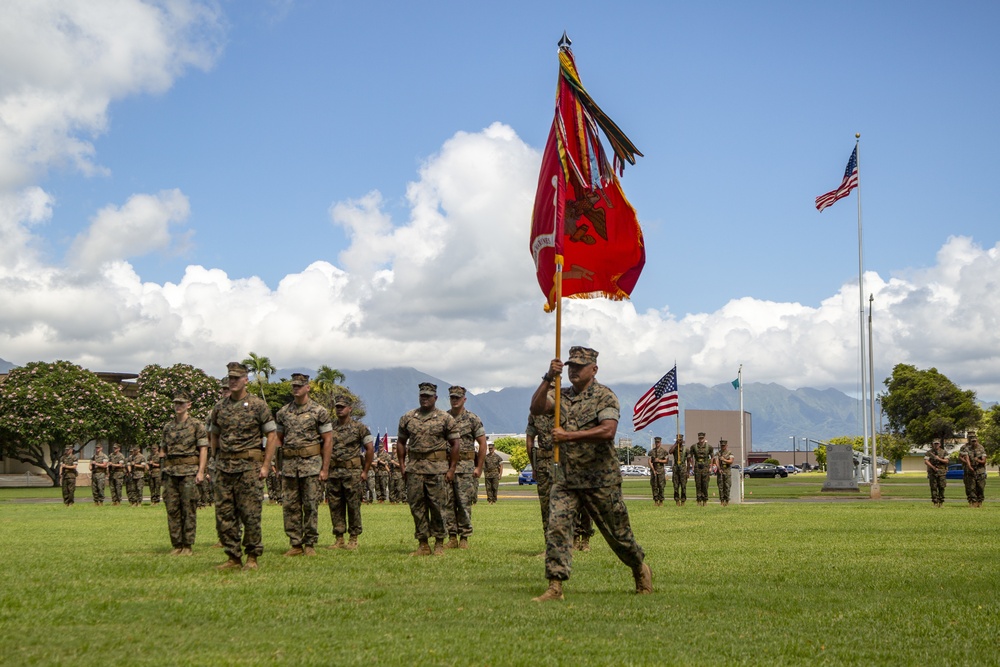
530, 39, 646, 312
633, 366, 679, 432
815, 146, 859, 212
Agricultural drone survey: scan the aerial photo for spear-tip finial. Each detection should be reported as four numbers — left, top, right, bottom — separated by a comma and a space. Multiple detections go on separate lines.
558, 31, 572, 49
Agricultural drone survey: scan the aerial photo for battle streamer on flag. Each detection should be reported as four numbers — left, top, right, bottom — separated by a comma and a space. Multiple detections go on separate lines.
633, 366, 679, 432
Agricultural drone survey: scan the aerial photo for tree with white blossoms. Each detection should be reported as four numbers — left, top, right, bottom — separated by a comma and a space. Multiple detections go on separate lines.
0, 361, 142, 486
135, 363, 221, 449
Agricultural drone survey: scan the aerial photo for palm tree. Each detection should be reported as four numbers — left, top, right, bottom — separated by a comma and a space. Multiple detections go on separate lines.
315, 365, 346, 391
242, 352, 276, 398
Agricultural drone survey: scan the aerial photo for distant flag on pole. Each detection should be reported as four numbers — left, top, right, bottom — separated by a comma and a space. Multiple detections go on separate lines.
529, 34, 646, 312
815, 145, 858, 212
383, 433, 389, 452
731, 377, 740, 390
633, 366, 679, 432
373, 431, 380, 454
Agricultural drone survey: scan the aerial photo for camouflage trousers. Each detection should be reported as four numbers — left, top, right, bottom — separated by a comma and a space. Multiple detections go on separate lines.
147, 474, 161, 504
545, 483, 645, 582
693, 467, 711, 502
672, 469, 688, 502
717, 470, 732, 503
444, 473, 476, 537
266, 472, 282, 503
485, 476, 500, 503
575, 504, 594, 538
214, 469, 264, 560
405, 473, 448, 541
61, 474, 76, 505
375, 471, 389, 502
91, 474, 106, 504
326, 471, 363, 537
389, 471, 405, 503
125, 476, 142, 504
163, 474, 199, 548
283, 474, 320, 547
649, 470, 666, 503
928, 471, 947, 504
110, 476, 123, 504
198, 476, 214, 507
964, 471, 986, 503
365, 474, 376, 503
534, 456, 554, 534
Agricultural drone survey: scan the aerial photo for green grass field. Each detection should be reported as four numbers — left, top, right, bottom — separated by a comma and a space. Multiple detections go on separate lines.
0, 484, 997, 666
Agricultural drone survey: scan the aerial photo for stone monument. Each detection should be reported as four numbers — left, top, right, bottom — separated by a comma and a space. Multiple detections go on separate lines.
821, 444, 860, 492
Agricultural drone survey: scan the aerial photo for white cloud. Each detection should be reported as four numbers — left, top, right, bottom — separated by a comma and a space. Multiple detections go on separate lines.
69, 189, 191, 269
0, 0, 224, 188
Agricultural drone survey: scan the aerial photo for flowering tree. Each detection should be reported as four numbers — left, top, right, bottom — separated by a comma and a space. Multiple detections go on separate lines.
135, 364, 221, 449
0, 361, 142, 485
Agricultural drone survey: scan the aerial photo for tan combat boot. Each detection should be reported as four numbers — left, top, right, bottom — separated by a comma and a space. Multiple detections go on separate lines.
633, 563, 653, 594
328, 535, 345, 550
216, 557, 242, 571
410, 540, 431, 556
284, 546, 304, 557
578, 537, 590, 552
458, 537, 469, 550
445, 535, 459, 549
169, 548, 183, 556
243, 556, 258, 571
345, 536, 358, 551
532, 580, 564, 602
179, 547, 193, 556
433, 538, 446, 556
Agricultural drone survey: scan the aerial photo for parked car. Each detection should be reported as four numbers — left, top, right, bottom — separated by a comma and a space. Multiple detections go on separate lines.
743, 463, 788, 479
619, 465, 651, 477
518, 464, 537, 485
784, 465, 802, 475
946, 463, 964, 480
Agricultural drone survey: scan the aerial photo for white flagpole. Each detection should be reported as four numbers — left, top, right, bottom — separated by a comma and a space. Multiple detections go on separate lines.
869, 294, 880, 498
855, 133, 870, 479
738, 364, 745, 501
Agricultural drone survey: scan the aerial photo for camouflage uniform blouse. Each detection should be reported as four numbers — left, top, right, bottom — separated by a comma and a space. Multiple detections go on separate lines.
688, 442, 714, 471
526, 412, 555, 454
925, 446, 948, 477
483, 452, 504, 478
557, 381, 621, 489
649, 445, 669, 473
397, 408, 460, 475
128, 453, 147, 480
60, 453, 78, 477
208, 394, 276, 474
160, 416, 209, 477
108, 452, 126, 479
450, 409, 486, 474
328, 419, 373, 479
275, 399, 331, 478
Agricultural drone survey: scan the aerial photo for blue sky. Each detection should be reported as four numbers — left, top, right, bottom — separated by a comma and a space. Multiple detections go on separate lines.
2, 0, 999, 399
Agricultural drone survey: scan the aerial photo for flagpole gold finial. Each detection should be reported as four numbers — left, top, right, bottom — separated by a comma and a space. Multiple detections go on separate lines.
855, 132, 861, 139
558, 32, 571, 49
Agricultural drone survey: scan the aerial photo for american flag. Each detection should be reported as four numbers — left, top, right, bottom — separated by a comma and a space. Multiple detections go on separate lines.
632, 366, 679, 431
815, 146, 858, 212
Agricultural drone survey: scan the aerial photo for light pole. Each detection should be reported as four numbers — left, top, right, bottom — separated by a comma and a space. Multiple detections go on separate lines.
789, 436, 796, 468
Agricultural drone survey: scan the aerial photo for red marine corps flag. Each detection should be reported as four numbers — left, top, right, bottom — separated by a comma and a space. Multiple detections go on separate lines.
529, 33, 646, 312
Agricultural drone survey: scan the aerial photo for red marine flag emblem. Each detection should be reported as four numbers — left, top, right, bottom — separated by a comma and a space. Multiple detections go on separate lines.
530, 36, 645, 312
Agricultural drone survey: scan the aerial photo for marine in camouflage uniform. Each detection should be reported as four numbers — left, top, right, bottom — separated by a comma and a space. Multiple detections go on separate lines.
526, 402, 555, 535
483, 443, 503, 504
443, 386, 488, 549
388, 454, 405, 504
146, 445, 162, 505
90, 444, 109, 506
275, 374, 332, 556
687, 433, 713, 507
208, 362, 279, 570
648, 437, 669, 506
266, 453, 283, 504
397, 382, 461, 556
59, 446, 78, 506
960, 432, 987, 507
670, 435, 687, 505
530, 347, 651, 602
126, 446, 148, 506
364, 465, 377, 504
108, 444, 126, 505
715, 439, 735, 506
160, 391, 209, 555
924, 440, 949, 507
325, 395, 373, 550
374, 450, 391, 503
